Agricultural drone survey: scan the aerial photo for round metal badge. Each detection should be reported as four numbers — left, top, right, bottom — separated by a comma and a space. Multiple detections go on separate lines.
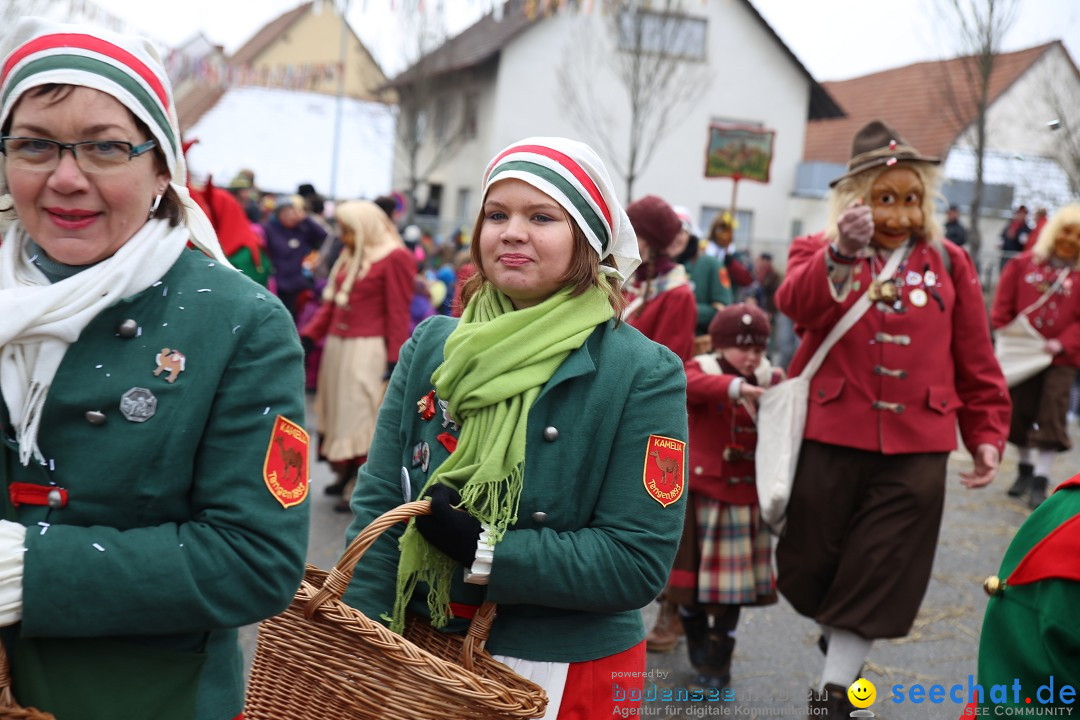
120, 387, 158, 422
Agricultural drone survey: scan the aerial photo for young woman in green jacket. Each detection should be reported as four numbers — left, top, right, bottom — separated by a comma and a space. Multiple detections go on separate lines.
343, 137, 689, 718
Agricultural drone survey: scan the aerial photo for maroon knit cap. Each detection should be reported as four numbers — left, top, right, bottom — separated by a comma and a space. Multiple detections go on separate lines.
709, 303, 771, 349
626, 195, 682, 253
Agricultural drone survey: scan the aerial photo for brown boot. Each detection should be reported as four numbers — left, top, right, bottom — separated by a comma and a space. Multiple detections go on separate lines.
809, 683, 857, 718
645, 600, 683, 652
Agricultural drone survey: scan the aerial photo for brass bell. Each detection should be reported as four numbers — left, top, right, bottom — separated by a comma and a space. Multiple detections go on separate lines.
983, 575, 1005, 596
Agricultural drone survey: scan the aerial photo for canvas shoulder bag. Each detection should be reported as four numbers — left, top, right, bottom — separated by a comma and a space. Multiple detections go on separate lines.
994, 268, 1069, 388
755, 245, 906, 534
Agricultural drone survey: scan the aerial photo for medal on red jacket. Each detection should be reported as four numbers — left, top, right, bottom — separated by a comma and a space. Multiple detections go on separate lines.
263, 415, 310, 508
868, 279, 899, 303
643, 435, 685, 507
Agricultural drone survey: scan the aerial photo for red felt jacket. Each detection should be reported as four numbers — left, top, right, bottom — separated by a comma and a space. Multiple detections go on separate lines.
624, 283, 697, 361
990, 252, 1080, 368
776, 233, 1009, 456
684, 356, 760, 505
301, 247, 415, 362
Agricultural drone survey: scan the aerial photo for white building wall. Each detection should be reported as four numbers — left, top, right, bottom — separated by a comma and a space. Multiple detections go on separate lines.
479, 1, 814, 256
630, 0, 812, 255
957, 45, 1080, 157
422, 70, 502, 235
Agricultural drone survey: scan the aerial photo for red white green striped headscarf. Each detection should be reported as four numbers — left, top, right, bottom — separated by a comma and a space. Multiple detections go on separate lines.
483, 137, 639, 280
0, 18, 227, 264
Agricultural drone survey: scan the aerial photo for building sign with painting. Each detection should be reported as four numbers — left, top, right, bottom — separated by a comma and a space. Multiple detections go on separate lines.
705, 124, 775, 183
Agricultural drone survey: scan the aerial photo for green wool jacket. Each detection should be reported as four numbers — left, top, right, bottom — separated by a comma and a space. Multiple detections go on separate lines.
343, 314, 688, 662
977, 479, 1080, 710
684, 254, 734, 335
228, 245, 272, 288
0, 249, 309, 720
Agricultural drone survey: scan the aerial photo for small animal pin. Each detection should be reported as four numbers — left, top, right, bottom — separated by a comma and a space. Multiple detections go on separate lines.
153, 348, 186, 383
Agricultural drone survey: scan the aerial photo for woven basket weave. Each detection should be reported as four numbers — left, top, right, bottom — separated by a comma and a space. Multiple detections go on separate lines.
0, 643, 54, 720
244, 500, 548, 720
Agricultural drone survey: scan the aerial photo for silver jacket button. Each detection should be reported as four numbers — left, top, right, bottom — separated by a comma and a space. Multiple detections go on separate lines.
47, 488, 64, 509
117, 319, 138, 338
542, 426, 559, 441
531, 511, 548, 523
85, 410, 107, 425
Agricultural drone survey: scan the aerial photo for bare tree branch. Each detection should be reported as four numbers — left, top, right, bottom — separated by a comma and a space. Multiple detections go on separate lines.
1033, 62, 1080, 197
936, 0, 1019, 259
558, 0, 706, 200
387, 1, 472, 225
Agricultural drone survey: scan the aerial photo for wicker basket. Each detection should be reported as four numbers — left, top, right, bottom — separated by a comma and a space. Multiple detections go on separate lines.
244, 500, 548, 719
0, 643, 54, 720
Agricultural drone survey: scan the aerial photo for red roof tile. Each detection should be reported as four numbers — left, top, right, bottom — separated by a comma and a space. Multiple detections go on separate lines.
176, 84, 227, 133
803, 43, 1062, 165
230, 2, 313, 67
805, 42, 1061, 163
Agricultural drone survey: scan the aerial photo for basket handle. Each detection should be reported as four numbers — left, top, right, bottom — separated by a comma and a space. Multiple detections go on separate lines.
0, 641, 55, 719
306, 499, 496, 671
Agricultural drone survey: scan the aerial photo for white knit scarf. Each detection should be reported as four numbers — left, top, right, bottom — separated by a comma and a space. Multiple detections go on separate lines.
0, 218, 190, 465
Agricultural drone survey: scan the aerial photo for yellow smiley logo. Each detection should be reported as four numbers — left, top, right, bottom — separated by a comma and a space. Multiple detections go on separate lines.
848, 677, 877, 708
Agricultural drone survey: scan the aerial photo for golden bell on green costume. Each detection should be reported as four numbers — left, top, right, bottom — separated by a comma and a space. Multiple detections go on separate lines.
983, 575, 1005, 596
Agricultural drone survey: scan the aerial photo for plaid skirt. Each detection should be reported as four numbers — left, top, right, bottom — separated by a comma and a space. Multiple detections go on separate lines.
669, 494, 775, 607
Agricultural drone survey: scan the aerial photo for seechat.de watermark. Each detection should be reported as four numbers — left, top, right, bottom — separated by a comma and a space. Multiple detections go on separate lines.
892, 676, 1074, 715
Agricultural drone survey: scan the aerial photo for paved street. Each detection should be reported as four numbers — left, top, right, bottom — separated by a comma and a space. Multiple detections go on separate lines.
244, 401, 1080, 719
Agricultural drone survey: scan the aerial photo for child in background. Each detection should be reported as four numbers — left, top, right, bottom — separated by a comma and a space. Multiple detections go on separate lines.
671, 303, 780, 689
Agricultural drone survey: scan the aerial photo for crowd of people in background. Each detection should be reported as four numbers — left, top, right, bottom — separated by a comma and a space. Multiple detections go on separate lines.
184, 133, 1079, 719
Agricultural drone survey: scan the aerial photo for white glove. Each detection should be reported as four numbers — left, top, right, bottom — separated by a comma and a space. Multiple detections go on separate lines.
0, 520, 27, 627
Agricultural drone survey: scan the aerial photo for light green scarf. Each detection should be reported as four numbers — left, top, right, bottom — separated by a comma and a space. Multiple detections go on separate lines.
390, 282, 614, 632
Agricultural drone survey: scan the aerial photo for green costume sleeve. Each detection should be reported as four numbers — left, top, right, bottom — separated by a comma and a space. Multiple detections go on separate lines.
19, 298, 309, 637
485, 344, 688, 612
691, 255, 733, 334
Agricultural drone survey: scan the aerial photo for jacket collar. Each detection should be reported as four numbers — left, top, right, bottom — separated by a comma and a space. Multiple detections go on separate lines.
537, 321, 604, 402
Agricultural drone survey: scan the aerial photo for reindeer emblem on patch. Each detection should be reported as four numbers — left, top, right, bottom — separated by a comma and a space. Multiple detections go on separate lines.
643, 435, 685, 507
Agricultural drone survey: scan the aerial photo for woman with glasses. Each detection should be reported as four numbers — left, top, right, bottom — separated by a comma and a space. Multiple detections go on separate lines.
0, 19, 308, 720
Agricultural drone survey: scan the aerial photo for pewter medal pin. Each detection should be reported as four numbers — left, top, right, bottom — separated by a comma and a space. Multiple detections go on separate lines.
120, 388, 157, 423
411, 442, 430, 472
438, 399, 459, 431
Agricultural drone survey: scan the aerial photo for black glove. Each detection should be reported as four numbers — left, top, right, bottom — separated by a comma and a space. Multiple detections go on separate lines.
414, 484, 481, 567
383, 361, 397, 381
300, 336, 316, 355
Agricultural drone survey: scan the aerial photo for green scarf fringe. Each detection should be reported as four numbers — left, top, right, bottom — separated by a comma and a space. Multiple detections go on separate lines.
390, 283, 613, 633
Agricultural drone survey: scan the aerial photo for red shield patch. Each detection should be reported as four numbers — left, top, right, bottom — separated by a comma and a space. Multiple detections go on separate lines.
263, 415, 310, 508
643, 434, 685, 507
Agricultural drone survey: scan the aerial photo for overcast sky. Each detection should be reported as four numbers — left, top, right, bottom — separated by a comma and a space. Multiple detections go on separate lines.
88, 0, 1079, 82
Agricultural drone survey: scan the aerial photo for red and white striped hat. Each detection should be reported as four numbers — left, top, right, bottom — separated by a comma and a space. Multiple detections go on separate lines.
482, 137, 639, 280
0, 18, 227, 263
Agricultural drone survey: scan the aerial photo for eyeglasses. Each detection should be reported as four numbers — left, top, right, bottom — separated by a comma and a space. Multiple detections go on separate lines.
0, 136, 157, 174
